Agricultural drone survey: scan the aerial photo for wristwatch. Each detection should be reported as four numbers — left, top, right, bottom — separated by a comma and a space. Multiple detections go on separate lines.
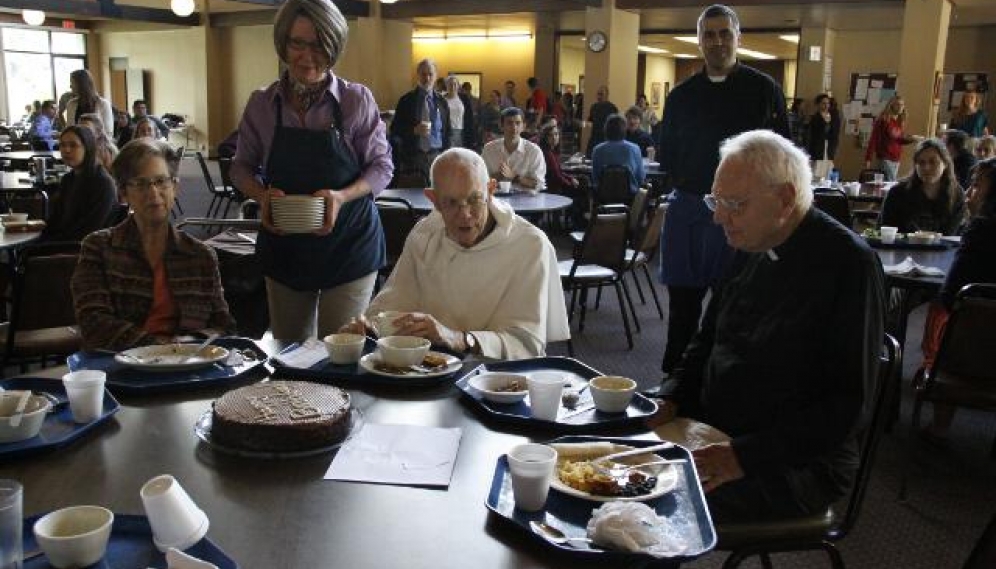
463, 331, 479, 354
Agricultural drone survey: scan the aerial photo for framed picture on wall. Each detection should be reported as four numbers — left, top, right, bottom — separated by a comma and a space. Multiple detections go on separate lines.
651, 82, 662, 107
450, 72, 482, 97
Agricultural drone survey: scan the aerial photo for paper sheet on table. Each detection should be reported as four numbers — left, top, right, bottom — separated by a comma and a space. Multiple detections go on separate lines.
272, 338, 327, 368
883, 256, 945, 278
325, 423, 462, 487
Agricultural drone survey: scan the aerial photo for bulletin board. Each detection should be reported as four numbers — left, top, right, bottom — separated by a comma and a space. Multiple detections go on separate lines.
842, 73, 899, 140
938, 72, 988, 124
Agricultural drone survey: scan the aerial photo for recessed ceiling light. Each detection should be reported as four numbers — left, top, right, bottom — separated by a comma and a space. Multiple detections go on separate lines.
675, 54, 698, 59
736, 47, 777, 60
674, 36, 698, 44
779, 34, 800, 43
22, 9, 45, 26
638, 45, 669, 54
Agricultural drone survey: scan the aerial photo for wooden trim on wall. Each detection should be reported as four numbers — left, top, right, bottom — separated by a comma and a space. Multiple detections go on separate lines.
382, 0, 600, 19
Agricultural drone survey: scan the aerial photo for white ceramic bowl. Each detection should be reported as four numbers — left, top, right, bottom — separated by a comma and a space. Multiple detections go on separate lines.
468, 372, 529, 404
376, 336, 431, 368
497, 181, 512, 194
33, 505, 114, 569
0, 213, 28, 223
0, 392, 52, 443
589, 376, 637, 413
323, 333, 366, 365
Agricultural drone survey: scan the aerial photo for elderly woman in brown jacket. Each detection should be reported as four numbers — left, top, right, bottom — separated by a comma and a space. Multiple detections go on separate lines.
71, 139, 235, 350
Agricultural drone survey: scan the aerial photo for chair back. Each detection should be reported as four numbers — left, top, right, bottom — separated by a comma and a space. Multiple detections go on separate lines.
858, 168, 885, 183
195, 151, 222, 196
595, 165, 632, 206
7, 242, 81, 337
933, 284, 996, 384
634, 202, 667, 259
218, 157, 242, 200
575, 208, 628, 272
627, 188, 649, 237
813, 187, 852, 229
832, 333, 900, 539
376, 197, 417, 268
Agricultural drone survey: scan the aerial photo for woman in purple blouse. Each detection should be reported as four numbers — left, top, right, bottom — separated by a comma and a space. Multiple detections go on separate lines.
230, 0, 392, 341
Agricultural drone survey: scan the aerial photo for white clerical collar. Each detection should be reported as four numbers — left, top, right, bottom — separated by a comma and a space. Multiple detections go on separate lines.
766, 249, 780, 261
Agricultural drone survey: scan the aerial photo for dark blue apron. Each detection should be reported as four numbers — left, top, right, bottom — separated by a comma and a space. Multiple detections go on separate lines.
257, 94, 385, 291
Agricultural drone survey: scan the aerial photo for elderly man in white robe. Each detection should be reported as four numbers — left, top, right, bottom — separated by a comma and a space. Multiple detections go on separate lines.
342, 147, 569, 359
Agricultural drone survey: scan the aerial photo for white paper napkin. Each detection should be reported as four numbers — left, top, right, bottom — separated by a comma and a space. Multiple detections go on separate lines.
325, 423, 462, 487
164, 548, 218, 569
883, 256, 945, 277
272, 338, 327, 368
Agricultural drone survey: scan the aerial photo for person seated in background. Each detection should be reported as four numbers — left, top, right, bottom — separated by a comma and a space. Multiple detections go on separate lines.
40, 126, 118, 243
481, 107, 545, 190
624, 106, 655, 157
651, 130, 885, 523
949, 91, 989, 138
918, 157, 996, 443
131, 99, 170, 139
132, 117, 161, 141
976, 135, 996, 161
71, 139, 235, 351
27, 100, 58, 151
538, 122, 585, 228
78, 112, 119, 172
879, 138, 965, 235
944, 129, 978, 190
477, 90, 503, 145
591, 113, 645, 198
341, 148, 569, 359
113, 108, 133, 147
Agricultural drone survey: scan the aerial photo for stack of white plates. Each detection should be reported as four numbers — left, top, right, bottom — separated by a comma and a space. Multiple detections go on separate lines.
271, 195, 325, 233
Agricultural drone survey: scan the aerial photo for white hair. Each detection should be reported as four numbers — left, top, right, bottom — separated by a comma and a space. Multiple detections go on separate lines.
430, 148, 490, 193
719, 129, 813, 210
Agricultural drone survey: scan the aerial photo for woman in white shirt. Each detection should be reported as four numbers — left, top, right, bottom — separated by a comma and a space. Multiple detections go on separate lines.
65, 69, 113, 129
444, 75, 466, 148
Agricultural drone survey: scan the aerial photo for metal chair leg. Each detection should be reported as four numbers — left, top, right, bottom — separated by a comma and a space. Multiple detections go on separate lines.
620, 277, 641, 333
642, 265, 665, 319
613, 281, 634, 349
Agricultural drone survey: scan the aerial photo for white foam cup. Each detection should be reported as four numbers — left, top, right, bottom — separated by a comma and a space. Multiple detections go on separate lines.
61, 371, 106, 424
140, 475, 209, 553
880, 226, 898, 244
507, 443, 558, 512
527, 372, 564, 421
498, 180, 512, 194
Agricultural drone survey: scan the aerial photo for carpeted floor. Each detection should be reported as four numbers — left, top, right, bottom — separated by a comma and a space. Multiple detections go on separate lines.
119, 158, 996, 567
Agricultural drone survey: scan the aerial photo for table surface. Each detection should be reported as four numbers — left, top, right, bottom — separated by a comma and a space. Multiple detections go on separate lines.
876, 244, 957, 291
561, 160, 665, 178
0, 171, 61, 192
380, 188, 573, 215
0, 357, 688, 569
0, 150, 61, 162
0, 229, 41, 250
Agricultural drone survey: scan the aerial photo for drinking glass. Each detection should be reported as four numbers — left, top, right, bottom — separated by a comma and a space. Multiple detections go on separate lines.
0, 479, 23, 569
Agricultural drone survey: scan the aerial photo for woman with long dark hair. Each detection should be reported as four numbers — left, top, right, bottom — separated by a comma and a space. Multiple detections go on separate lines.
41, 125, 117, 242
806, 93, 840, 162
65, 69, 113, 129
79, 112, 119, 172
879, 138, 965, 235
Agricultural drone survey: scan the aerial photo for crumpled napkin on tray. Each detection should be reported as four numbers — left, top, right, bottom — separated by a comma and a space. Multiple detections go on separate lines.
146, 548, 218, 569
586, 502, 689, 558
883, 256, 945, 278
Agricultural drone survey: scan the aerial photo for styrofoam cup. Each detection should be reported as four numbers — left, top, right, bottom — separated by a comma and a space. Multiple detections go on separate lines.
527, 372, 564, 421
507, 443, 558, 512
62, 371, 105, 424
140, 475, 209, 553
880, 226, 898, 244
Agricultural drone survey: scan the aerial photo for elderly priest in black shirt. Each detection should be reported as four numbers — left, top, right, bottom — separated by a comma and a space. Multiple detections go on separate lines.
652, 129, 886, 523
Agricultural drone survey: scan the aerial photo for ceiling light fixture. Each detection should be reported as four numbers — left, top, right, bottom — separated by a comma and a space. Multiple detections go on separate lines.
779, 34, 800, 43
674, 36, 698, 44
736, 47, 777, 60
412, 31, 532, 42
170, 0, 195, 17
22, 10, 45, 26
674, 54, 698, 59
637, 45, 669, 54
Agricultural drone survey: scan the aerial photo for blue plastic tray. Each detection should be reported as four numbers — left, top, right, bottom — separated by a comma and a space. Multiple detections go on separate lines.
22, 514, 238, 569
456, 357, 658, 432
67, 337, 268, 395
485, 435, 716, 562
0, 377, 120, 460
272, 338, 464, 387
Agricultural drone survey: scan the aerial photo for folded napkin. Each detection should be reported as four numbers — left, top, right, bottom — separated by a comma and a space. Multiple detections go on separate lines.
883, 256, 945, 278
158, 548, 218, 569
272, 338, 327, 369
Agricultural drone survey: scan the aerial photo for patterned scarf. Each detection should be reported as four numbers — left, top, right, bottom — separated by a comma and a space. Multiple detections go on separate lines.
283, 72, 330, 116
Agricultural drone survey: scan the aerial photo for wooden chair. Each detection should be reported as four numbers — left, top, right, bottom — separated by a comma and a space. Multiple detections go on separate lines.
813, 187, 852, 229
717, 334, 900, 569
559, 208, 636, 350
0, 241, 83, 374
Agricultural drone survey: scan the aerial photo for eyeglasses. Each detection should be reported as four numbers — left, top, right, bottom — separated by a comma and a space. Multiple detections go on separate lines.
703, 193, 749, 214
126, 175, 175, 192
287, 37, 324, 54
437, 194, 488, 213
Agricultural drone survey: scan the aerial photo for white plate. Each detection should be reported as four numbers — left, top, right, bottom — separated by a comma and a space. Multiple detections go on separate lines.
550, 443, 680, 502
358, 351, 461, 379
115, 344, 230, 372
194, 407, 364, 459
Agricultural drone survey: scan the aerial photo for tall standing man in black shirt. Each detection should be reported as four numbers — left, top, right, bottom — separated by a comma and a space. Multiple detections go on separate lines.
655, 129, 885, 523
657, 4, 790, 376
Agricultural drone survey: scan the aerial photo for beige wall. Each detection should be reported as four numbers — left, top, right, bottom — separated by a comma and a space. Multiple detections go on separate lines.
642, 54, 675, 117
411, 38, 536, 108
559, 43, 585, 94
211, 24, 280, 144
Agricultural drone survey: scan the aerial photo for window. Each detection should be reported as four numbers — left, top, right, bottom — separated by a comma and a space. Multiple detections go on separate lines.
1, 27, 87, 123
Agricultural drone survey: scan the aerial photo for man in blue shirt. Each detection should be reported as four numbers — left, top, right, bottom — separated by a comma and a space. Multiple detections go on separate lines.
28, 100, 57, 151
592, 114, 645, 200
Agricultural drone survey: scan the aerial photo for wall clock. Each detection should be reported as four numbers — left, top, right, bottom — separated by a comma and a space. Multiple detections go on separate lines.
587, 31, 607, 53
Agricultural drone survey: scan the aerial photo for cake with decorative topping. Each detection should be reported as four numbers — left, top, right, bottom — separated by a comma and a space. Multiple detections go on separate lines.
211, 380, 352, 452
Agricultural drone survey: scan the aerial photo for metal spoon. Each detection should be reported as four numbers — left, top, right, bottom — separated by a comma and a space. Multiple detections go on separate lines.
529, 521, 595, 548
183, 333, 220, 363
593, 458, 688, 478
8, 390, 31, 427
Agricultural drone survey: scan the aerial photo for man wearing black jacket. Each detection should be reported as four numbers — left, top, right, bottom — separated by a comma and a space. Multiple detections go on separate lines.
390, 58, 450, 184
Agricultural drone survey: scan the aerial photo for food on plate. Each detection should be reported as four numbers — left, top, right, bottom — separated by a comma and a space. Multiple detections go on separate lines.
908, 230, 941, 244
495, 378, 525, 392
421, 353, 448, 369
211, 381, 351, 451
557, 459, 658, 497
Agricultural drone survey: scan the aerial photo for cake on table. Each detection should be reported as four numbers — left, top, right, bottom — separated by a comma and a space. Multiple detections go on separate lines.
211, 380, 352, 452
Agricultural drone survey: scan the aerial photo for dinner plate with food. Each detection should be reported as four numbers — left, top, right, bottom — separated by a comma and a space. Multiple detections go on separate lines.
115, 344, 230, 372
548, 441, 681, 502
358, 351, 462, 379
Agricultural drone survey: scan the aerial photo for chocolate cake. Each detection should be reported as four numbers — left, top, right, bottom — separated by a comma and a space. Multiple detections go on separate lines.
211, 381, 352, 452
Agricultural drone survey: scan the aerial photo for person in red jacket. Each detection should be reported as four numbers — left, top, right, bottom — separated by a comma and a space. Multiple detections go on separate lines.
865, 95, 920, 181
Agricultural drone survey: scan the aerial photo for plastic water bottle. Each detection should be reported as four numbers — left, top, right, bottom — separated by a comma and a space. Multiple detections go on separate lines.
829, 168, 840, 185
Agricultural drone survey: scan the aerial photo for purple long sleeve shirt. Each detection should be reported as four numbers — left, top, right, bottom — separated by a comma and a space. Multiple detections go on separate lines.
232, 72, 393, 195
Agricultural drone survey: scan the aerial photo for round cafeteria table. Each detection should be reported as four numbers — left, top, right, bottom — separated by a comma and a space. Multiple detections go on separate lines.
0, 357, 693, 569
380, 188, 572, 216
